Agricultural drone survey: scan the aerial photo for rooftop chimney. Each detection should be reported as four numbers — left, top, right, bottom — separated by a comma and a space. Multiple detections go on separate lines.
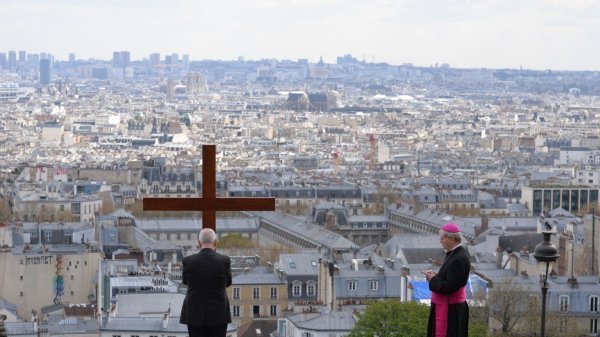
162, 308, 170, 329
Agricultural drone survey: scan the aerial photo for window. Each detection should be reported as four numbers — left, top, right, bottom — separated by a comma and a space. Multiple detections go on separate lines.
233, 287, 240, 300
253, 287, 260, 299
559, 295, 570, 312
348, 281, 357, 291
292, 283, 301, 297
592, 318, 598, 335
307, 283, 316, 297
232, 305, 240, 317
270, 287, 277, 299
270, 305, 277, 316
591, 296, 599, 313
369, 280, 379, 291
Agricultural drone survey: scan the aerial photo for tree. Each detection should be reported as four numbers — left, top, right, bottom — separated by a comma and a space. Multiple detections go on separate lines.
256, 244, 296, 264
349, 300, 429, 337
219, 234, 255, 250
98, 191, 116, 215
468, 283, 489, 337
488, 278, 585, 337
544, 312, 584, 337
487, 278, 539, 337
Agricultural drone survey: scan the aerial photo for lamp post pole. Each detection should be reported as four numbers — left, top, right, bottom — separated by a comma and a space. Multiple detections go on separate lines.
540, 262, 549, 337
534, 225, 559, 337
592, 208, 596, 275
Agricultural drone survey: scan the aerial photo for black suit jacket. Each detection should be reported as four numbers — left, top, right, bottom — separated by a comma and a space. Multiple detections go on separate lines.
180, 248, 232, 326
429, 245, 471, 295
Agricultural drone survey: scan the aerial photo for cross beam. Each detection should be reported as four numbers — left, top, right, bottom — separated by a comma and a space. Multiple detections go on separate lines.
143, 145, 275, 231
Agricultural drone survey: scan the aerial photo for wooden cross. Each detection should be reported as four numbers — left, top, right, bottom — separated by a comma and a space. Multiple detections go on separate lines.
143, 144, 275, 231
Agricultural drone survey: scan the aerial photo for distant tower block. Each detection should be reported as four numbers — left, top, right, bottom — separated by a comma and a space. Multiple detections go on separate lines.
186, 72, 207, 95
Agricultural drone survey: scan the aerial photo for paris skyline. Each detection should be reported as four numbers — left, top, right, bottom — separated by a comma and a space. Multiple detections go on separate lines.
2, 0, 600, 71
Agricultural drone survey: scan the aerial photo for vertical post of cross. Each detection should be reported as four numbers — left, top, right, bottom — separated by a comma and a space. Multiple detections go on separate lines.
202, 144, 217, 231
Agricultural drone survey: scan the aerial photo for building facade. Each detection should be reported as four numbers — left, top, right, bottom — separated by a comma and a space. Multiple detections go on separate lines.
522, 186, 600, 216
227, 271, 288, 327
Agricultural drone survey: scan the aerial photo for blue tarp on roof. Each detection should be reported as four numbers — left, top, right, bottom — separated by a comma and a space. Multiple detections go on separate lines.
411, 275, 488, 301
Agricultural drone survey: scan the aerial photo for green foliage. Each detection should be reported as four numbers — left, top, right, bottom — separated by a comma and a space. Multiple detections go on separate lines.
469, 321, 487, 337
349, 300, 429, 337
218, 233, 254, 249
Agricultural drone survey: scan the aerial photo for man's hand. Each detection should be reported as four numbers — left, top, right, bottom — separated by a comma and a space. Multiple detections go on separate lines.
421, 269, 437, 282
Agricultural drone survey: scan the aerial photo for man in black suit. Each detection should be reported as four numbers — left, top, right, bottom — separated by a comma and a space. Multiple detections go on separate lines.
180, 228, 232, 337
422, 223, 471, 337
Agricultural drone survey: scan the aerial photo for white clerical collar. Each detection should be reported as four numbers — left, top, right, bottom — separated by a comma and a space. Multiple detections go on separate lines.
446, 243, 462, 253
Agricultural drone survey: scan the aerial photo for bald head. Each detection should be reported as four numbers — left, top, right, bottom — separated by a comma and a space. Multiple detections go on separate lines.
198, 228, 218, 250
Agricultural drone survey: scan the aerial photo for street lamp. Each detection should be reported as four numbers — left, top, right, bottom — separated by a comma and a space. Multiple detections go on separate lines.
0, 314, 8, 337
533, 224, 560, 337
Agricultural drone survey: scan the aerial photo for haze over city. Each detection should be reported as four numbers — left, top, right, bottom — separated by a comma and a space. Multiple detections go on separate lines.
2, 0, 600, 71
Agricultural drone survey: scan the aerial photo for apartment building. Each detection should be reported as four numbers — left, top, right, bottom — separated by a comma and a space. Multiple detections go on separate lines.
227, 268, 287, 327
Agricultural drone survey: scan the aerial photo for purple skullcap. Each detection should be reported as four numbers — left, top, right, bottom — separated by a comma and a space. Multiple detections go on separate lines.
441, 222, 461, 233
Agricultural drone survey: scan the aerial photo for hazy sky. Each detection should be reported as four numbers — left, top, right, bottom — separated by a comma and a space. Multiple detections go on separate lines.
2, 0, 600, 70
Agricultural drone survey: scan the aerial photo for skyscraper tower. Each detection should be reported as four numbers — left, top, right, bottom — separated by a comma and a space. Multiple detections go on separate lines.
112, 51, 121, 68
40, 59, 51, 85
8, 51, 16, 70
170, 53, 179, 75
149, 53, 160, 66
18, 51, 26, 64
69, 53, 76, 63
120, 51, 130, 68
164, 55, 173, 73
